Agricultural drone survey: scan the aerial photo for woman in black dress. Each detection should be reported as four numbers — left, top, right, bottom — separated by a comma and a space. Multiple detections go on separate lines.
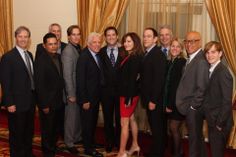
163, 38, 186, 157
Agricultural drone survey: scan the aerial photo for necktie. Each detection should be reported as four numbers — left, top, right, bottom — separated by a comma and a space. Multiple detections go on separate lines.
96, 54, 105, 85
96, 54, 102, 69
163, 48, 167, 57
184, 57, 190, 71
110, 48, 115, 67
24, 51, 35, 90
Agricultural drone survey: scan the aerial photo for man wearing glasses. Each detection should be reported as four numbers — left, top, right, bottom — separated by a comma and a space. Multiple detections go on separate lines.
176, 31, 209, 157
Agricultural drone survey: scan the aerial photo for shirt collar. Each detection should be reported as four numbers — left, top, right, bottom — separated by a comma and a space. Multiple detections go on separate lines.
188, 48, 202, 62
209, 60, 221, 74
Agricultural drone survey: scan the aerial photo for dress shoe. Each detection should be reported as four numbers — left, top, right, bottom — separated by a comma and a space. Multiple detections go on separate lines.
67, 146, 79, 154
105, 143, 113, 152
127, 146, 140, 156
85, 150, 103, 157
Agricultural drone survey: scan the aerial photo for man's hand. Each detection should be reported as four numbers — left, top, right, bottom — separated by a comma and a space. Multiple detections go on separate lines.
148, 101, 156, 110
43, 107, 50, 114
83, 102, 90, 110
68, 96, 76, 104
7, 105, 16, 113
166, 107, 172, 113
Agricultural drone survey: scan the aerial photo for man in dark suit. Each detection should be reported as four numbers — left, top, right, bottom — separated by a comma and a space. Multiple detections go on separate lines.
0, 26, 35, 157
203, 41, 233, 157
34, 33, 64, 157
76, 32, 103, 157
100, 26, 123, 152
176, 31, 209, 157
35, 23, 67, 61
140, 27, 167, 157
158, 25, 173, 57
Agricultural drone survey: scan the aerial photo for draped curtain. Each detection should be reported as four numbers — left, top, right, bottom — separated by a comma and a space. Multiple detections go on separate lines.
0, 0, 13, 57
77, 0, 129, 47
205, 0, 236, 149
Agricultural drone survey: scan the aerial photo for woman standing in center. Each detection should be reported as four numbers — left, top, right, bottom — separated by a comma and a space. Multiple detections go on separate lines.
117, 32, 143, 157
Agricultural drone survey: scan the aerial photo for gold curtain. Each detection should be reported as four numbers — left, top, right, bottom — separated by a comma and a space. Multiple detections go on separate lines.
205, 0, 236, 149
77, 0, 129, 47
0, 0, 13, 57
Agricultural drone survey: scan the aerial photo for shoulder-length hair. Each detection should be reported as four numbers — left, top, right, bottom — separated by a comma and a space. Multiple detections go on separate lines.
167, 37, 186, 60
121, 32, 143, 55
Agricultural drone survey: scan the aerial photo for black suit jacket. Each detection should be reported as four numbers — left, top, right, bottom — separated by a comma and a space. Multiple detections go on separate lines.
76, 47, 102, 105
118, 54, 143, 100
34, 51, 64, 110
140, 45, 167, 107
0, 47, 35, 112
203, 62, 233, 129
35, 42, 67, 61
100, 46, 125, 96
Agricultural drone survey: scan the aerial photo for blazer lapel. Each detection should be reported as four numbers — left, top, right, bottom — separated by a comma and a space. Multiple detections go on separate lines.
14, 48, 31, 76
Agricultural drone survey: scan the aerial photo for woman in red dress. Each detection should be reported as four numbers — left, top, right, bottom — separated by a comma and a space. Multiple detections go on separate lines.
117, 32, 143, 157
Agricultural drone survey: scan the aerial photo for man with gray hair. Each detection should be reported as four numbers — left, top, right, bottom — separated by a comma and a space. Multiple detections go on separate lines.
158, 25, 173, 57
76, 32, 104, 157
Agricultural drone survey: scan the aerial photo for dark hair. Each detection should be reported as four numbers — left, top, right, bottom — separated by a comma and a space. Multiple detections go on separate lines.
43, 33, 57, 44
144, 27, 158, 37
121, 32, 143, 55
67, 25, 80, 36
204, 41, 223, 53
104, 26, 118, 36
15, 26, 31, 37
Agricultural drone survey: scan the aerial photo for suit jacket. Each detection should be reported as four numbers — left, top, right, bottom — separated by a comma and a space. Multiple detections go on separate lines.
164, 57, 186, 109
35, 42, 67, 61
100, 46, 125, 96
76, 47, 102, 105
203, 62, 233, 130
140, 45, 167, 107
118, 54, 143, 100
0, 47, 35, 112
176, 50, 209, 115
61, 43, 80, 98
34, 51, 64, 110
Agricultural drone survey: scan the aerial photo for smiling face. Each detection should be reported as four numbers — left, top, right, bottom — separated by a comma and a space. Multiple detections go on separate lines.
68, 28, 81, 45
159, 28, 172, 48
205, 44, 222, 65
170, 40, 182, 59
143, 29, 158, 49
87, 35, 102, 53
184, 32, 202, 55
50, 25, 62, 41
123, 36, 134, 54
15, 30, 30, 50
105, 29, 118, 47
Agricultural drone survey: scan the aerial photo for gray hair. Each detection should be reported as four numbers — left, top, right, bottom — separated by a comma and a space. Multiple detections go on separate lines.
87, 32, 101, 44
48, 23, 61, 32
158, 25, 173, 37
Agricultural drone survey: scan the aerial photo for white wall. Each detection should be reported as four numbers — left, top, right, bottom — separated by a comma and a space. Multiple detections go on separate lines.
13, 0, 77, 56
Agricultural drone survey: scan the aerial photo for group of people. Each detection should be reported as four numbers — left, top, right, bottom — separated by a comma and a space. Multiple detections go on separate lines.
0, 23, 233, 157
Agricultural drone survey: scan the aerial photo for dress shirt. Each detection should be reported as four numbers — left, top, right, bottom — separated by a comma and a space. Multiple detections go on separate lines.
107, 46, 118, 62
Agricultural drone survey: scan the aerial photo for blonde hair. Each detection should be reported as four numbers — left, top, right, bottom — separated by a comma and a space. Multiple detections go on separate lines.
167, 37, 185, 60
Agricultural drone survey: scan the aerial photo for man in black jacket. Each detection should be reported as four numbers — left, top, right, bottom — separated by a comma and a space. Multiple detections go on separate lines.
35, 33, 64, 157
0, 26, 35, 157
100, 26, 123, 152
76, 32, 103, 157
140, 27, 167, 157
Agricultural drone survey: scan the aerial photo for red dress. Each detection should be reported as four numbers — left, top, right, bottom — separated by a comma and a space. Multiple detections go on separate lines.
120, 96, 139, 117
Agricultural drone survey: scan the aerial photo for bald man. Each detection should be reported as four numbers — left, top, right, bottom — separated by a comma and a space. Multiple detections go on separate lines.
176, 31, 209, 157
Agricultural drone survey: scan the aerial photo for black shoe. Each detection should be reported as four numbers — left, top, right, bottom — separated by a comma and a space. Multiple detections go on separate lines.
85, 150, 103, 157
67, 146, 79, 154
105, 143, 113, 153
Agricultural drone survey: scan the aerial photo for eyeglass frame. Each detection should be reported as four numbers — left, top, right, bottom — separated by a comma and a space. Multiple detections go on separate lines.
183, 39, 201, 45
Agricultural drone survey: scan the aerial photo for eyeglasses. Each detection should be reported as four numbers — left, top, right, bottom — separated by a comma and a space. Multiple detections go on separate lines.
183, 39, 200, 45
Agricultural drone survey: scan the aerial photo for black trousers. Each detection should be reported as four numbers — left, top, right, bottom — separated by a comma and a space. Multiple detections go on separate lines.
186, 108, 207, 157
81, 102, 99, 152
101, 94, 121, 146
8, 107, 35, 157
208, 125, 230, 157
39, 107, 63, 157
147, 105, 167, 157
